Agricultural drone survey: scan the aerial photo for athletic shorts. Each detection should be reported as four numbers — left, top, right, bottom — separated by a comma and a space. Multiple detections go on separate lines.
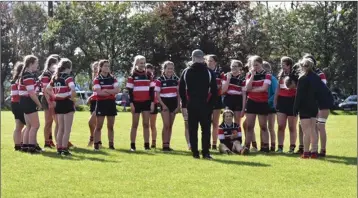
55, 98, 75, 114
161, 97, 178, 113
268, 107, 277, 114
20, 96, 37, 114
299, 110, 318, 120
11, 102, 25, 125
276, 96, 295, 116
245, 98, 269, 115
95, 99, 117, 116
40, 95, 49, 110
90, 100, 97, 113
151, 103, 159, 115
224, 95, 243, 112
213, 95, 224, 110
133, 100, 151, 114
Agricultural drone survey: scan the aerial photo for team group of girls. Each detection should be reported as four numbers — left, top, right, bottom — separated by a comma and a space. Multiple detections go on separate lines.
10, 52, 333, 159
11, 54, 76, 155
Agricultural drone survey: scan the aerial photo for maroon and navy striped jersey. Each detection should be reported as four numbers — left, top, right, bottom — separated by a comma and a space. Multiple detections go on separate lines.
315, 68, 327, 84
278, 73, 296, 97
246, 70, 271, 102
10, 80, 20, 102
49, 73, 75, 100
155, 75, 180, 98
222, 73, 245, 95
93, 74, 118, 100
210, 67, 225, 95
39, 70, 53, 94
218, 122, 242, 144
126, 70, 155, 102
19, 71, 37, 97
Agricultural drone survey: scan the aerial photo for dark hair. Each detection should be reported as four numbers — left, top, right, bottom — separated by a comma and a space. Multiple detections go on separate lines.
249, 55, 263, 65
19, 55, 38, 80
303, 54, 316, 66
145, 63, 154, 70
278, 56, 294, 79
243, 63, 249, 73
54, 58, 72, 80
42, 55, 59, 75
206, 54, 218, 62
98, 59, 110, 75
284, 63, 300, 87
12, 62, 24, 82
230, 60, 243, 68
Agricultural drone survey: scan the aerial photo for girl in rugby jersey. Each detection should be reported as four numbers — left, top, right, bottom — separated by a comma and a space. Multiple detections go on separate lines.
273, 56, 298, 154
10, 62, 26, 151
40, 54, 60, 148
221, 60, 246, 125
218, 110, 243, 154
126, 55, 155, 151
145, 63, 159, 149
205, 54, 224, 150
46, 58, 76, 155
92, 60, 120, 151
87, 61, 99, 147
155, 61, 180, 151
18, 55, 42, 154
303, 54, 333, 157
241, 55, 271, 155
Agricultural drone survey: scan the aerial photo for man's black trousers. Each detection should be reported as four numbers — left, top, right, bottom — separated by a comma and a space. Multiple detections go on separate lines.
187, 102, 212, 155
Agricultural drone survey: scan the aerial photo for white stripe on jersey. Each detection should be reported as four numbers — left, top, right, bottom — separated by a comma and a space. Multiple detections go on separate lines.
126, 82, 134, 88
133, 86, 150, 91
160, 93, 177, 98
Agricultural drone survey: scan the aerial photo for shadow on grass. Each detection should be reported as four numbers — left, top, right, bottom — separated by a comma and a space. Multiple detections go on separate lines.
40, 151, 119, 163
155, 149, 270, 167
117, 148, 156, 155
264, 152, 357, 166
330, 110, 357, 115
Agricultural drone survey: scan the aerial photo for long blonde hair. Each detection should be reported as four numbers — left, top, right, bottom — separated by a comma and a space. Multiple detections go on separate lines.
299, 58, 314, 77
131, 55, 146, 74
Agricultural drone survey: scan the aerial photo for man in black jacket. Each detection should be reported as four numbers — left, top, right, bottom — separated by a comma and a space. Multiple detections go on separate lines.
179, 49, 218, 159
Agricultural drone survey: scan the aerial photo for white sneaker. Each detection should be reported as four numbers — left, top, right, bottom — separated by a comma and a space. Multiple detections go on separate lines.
250, 147, 258, 153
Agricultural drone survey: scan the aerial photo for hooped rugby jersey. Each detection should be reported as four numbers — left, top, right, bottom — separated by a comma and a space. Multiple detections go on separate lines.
93, 74, 118, 100
126, 70, 155, 102
10, 80, 20, 102
222, 73, 245, 95
278, 73, 296, 97
218, 122, 242, 145
155, 75, 180, 98
49, 73, 75, 100
246, 70, 271, 102
19, 71, 37, 97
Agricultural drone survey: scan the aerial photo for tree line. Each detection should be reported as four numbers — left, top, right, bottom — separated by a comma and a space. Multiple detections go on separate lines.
1, 1, 356, 106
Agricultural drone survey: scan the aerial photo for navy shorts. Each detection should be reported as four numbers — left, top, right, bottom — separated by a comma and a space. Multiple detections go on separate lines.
245, 98, 269, 115
95, 99, 117, 116
224, 95, 243, 112
20, 97, 37, 114
11, 102, 25, 124
133, 100, 151, 114
90, 100, 97, 113
276, 96, 295, 116
161, 97, 178, 113
55, 98, 75, 114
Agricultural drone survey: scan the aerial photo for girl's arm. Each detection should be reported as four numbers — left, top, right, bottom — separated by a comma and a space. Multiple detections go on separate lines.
221, 73, 230, 95
250, 83, 269, 92
245, 73, 254, 91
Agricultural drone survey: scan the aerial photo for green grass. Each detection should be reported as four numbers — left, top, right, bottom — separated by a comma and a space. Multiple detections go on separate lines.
1, 111, 356, 198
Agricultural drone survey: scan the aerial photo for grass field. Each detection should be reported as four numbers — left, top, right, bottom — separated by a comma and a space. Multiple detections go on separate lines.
1, 111, 357, 198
